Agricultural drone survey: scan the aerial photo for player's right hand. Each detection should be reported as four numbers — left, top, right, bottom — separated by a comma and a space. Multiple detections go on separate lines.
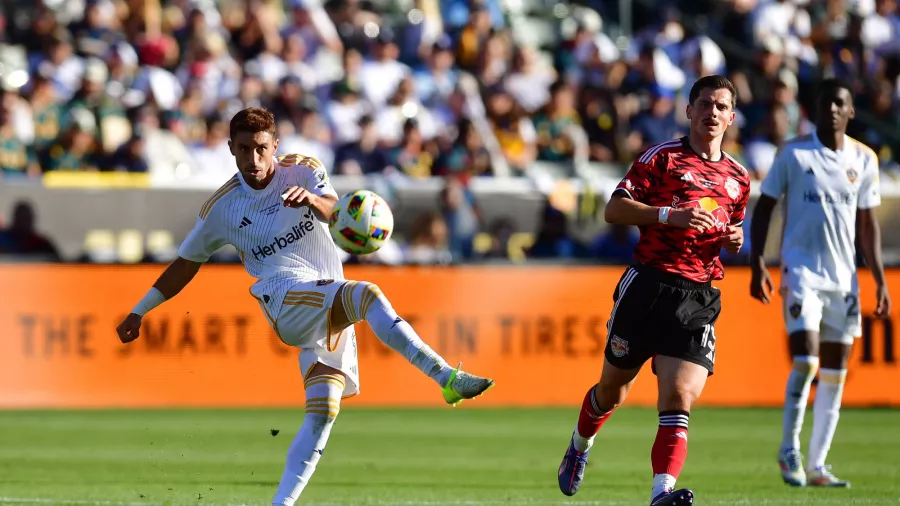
116, 313, 143, 344
750, 266, 775, 304
668, 207, 716, 232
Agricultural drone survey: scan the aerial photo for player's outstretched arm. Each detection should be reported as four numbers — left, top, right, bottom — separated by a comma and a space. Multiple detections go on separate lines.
749, 195, 777, 303
858, 208, 891, 318
605, 192, 715, 232
116, 257, 203, 344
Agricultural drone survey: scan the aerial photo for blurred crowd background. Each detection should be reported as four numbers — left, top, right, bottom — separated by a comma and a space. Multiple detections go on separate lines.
1, 0, 900, 266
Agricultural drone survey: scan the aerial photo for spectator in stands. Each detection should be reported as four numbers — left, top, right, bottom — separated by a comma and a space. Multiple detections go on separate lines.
625, 85, 684, 155
27, 71, 62, 157
440, 176, 480, 261
375, 75, 439, 147
325, 78, 370, 147
578, 86, 620, 163
333, 115, 388, 175
0, 88, 39, 177
533, 80, 582, 162
404, 211, 453, 265
434, 117, 492, 178
0, 201, 60, 261
360, 28, 411, 109
485, 88, 536, 176
453, 2, 493, 72
590, 223, 638, 264
745, 102, 791, 179
772, 69, 812, 140
188, 115, 233, 181
166, 84, 208, 148
476, 216, 516, 261
108, 128, 149, 173
504, 45, 557, 114
413, 35, 460, 131
730, 36, 786, 127
526, 199, 587, 259
383, 118, 436, 178
40, 107, 99, 172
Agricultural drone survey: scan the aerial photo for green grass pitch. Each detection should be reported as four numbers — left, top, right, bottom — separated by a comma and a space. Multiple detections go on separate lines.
0, 407, 897, 505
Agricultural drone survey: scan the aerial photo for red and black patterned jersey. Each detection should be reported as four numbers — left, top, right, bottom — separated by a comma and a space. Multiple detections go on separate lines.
614, 137, 751, 282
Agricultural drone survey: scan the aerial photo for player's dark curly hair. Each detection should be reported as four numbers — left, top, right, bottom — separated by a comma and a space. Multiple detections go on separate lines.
688, 75, 737, 109
230, 107, 276, 140
817, 78, 853, 104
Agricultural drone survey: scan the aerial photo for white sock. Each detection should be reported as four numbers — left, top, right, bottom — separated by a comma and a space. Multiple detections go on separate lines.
808, 368, 846, 470
272, 374, 345, 506
651, 473, 677, 502
572, 422, 595, 453
342, 281, 453, 386
781, 356, 819, 452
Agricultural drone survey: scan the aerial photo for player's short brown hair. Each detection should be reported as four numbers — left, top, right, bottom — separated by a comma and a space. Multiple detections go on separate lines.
689, 75, 737, 109
229, 107, 276, 140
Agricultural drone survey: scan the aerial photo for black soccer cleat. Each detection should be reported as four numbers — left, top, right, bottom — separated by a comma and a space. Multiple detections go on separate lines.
650, 488, 694, 506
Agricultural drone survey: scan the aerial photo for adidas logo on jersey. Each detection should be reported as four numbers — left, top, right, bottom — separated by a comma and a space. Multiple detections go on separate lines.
238, 217, 253, 228
681, 172, 694, 182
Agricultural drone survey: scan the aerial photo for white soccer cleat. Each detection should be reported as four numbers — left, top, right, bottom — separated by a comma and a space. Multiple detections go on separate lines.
807, 465, 851, 488
778, 448, 807, 487
441, 362, 494, 407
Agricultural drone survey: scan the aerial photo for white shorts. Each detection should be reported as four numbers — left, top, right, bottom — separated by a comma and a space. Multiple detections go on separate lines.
258, 279, 360, 398
782, 281, 861, 345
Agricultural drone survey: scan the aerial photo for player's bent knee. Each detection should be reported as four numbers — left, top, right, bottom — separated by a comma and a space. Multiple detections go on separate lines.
658, 387, 700, 413
792, 355, 820, 378
304, 364, 346, 424
339, 281, 388, 325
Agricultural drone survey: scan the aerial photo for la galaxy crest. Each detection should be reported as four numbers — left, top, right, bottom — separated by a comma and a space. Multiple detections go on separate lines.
846, 167, 859, 183
789, 302, 802, 319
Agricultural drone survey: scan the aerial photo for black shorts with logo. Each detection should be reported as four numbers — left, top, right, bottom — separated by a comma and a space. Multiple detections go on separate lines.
604, 264, 721, 374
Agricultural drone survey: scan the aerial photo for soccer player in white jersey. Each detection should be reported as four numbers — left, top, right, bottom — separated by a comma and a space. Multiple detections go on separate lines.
749, 79, 891, 488
115, 107, 494, 505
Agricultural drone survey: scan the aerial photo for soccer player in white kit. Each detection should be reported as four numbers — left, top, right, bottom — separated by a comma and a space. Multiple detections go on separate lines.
115, 107, 494, 505
749, 79, 891, 488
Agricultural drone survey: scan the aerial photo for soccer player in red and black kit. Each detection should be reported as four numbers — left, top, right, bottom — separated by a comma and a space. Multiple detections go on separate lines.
557, 75, 751, 505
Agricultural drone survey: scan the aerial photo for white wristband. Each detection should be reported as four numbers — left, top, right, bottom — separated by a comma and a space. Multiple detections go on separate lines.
132, 287, 166, 316
658, 206, 671, 225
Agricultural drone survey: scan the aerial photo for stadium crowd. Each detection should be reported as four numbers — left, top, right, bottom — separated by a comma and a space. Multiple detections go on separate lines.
0, 0, 899, 264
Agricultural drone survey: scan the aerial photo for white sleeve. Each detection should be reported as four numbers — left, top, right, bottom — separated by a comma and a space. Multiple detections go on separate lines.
858, 152, 882, 209
759, 147, 789, 199
178, 213, 227, 262
303, 159, 339, 199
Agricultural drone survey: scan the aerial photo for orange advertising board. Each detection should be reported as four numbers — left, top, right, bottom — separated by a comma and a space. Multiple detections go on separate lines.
0, 265, 896, 408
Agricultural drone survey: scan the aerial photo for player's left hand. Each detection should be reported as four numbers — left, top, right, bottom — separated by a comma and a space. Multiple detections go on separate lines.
875, 284, 891, 319
718, 225, 743, 254
281, 186, 315, 208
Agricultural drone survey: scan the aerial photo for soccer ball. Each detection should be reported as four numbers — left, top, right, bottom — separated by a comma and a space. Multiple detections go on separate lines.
329, 190, 394, 255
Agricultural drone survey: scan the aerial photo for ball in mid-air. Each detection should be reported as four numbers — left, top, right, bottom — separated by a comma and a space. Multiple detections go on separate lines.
329, 190, 394, 255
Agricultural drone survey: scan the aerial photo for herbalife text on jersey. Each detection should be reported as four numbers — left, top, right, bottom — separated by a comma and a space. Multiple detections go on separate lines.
252, 220, 317, 260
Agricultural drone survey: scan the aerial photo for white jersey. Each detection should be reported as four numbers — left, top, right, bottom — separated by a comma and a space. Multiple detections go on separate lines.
760, 132, 881, 293
178, 153, 345, 319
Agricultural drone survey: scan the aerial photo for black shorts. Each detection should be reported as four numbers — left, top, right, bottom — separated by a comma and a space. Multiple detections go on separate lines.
604, 264, 721, 374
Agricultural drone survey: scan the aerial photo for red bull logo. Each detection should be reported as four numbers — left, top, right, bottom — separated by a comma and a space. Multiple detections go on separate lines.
678, 197, 729, 232
609, 336, 629, 358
